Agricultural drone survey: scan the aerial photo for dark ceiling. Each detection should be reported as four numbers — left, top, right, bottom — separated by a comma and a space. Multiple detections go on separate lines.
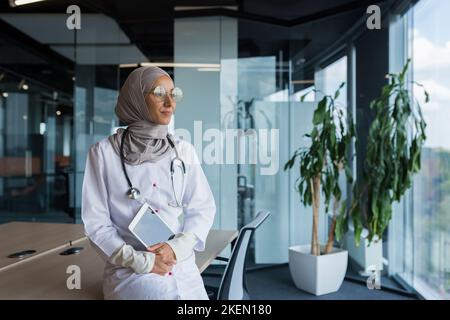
0, 0, 389, 93
1, 0, 388, 60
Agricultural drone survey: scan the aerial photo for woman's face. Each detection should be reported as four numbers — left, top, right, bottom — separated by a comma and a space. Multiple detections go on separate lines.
145, 75, 176, 125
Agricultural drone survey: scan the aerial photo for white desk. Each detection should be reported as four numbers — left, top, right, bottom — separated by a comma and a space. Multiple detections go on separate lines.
0, 237, 104, 299
0, 222, 238, 299
196, 230, 237, 273
0, 222, 86, 271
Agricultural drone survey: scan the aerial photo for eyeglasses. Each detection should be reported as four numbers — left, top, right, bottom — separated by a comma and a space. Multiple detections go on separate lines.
150, 85, 183, 102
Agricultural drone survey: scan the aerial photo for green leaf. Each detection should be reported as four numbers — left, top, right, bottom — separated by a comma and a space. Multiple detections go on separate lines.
300, 90, 313, 102
284, 153, 298, 171
313, 97, 327, 125
399, 58, 411, 82
335, 201, 348, 242
334, 90, 340, 100
333, 83, 345, 101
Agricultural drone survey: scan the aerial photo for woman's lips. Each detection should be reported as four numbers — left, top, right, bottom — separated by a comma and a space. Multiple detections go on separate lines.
161, 111, 172, 116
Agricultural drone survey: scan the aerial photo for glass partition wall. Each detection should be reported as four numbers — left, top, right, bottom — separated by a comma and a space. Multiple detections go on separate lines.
0, 13, 75, 223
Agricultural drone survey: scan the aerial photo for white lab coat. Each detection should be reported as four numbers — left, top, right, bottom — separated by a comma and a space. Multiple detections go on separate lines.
81, 136, 216, 300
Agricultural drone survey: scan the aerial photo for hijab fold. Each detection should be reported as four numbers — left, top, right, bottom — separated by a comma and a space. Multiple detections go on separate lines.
109, 66, 175, 165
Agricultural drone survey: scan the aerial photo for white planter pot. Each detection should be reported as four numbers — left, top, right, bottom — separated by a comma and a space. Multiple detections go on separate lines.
343, 230, 383, 275
288, 245, 348, 296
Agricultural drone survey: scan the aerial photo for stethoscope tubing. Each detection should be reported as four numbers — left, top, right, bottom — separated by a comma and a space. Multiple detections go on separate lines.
120, 127, 186, 207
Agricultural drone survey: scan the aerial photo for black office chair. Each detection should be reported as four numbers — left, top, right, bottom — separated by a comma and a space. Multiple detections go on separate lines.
205, 210, 270, 300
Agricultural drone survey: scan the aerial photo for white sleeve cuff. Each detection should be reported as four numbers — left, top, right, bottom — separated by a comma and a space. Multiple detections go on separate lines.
109, 244, 155, 274
165, 232, 198, 261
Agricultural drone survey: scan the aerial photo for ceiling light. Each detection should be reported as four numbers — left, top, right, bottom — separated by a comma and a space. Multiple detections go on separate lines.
119, 63, 139, 68
133, 62, 220, 69
9, 0, 45, 7
56, 110, 61, 116
18, 79, 29, 90
120, 62, 221, 69
2, 92, 8, 98
174, 6, 238, 11
197, 68, 221, 72
0, 73, 5, 81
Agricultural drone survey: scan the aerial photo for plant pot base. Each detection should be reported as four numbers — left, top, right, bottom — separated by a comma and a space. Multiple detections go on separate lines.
288, 244, 348, 296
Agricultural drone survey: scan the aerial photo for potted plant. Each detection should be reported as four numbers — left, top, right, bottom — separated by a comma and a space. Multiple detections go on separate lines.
284, 82, 355, 295
337, 59, 429, 273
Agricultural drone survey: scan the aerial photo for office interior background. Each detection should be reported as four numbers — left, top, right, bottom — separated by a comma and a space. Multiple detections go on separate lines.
0, 0, 448, 300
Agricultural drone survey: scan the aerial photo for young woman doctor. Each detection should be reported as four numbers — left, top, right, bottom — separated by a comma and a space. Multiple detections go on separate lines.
81, 66, 216, 300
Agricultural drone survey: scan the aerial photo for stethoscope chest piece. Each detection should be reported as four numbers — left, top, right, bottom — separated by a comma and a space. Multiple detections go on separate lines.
127, 187, 141, 200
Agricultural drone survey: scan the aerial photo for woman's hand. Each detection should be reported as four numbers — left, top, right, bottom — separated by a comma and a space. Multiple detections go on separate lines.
150, 254, 173, 275
148, 243, 177, 275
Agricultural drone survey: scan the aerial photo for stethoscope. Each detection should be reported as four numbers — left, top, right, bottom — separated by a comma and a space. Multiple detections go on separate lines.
120, 128, 187, 208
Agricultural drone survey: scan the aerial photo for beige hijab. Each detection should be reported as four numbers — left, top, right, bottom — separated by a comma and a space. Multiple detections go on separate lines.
109, 66, 175, 165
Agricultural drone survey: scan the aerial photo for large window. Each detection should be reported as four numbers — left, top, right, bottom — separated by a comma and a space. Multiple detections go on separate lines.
411, 0, 450, 299
315, 56, 348, 107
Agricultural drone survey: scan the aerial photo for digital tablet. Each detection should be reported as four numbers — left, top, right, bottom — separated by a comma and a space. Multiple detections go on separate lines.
128, 202, 175, 248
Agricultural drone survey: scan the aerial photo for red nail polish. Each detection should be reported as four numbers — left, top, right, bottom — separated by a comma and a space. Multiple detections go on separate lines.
169, 272, 173, 276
